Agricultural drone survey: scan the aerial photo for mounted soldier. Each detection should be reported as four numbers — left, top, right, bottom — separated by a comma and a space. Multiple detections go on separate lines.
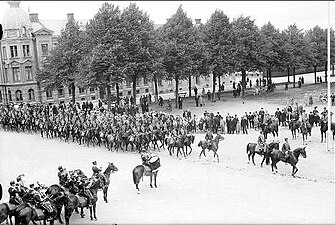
141, 153, 161, 172
57, 166, 68, 186
8, 180, 22, 205
257, 130, 266, 154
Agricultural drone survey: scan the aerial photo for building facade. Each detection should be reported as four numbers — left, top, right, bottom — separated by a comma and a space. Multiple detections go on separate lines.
0, 1, 213, 105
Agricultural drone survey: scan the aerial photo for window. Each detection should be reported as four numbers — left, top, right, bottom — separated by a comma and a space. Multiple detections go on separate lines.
41, 44, 48, 55
10, 46, 18, 58
8, 90, 12, 101
91, 96, 96, 100
89, 87, 95, 93
136, 79, 140, 86
79, 87, 85, 95
126, 80, 131, 88
28, 89, 35, 101
23, 45, 30, 57
25, 66, 33, 81
196, 76, 200, 85
128, 91, 131, 95
158, 79, 163, 87
22, 26, 27, 37
168, 80, 172, 86
136, 90, 140, 94
58, 86, 64, 98
15, 90, 23, 102
4, 68, 8, 83
12, 67, 21, 82
46, 89, 53, 99
68, 87, 72, 95
2, 47, 7, 59
145, 89, 149, 93
81, 98, 86, 101
0, 90, 2, 102
144, 76, 148, 85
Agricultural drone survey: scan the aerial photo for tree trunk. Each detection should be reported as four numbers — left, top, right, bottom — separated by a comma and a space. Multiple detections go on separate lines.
188, 76, 192, 97
132, 76, 137, 105
332, 64, 334, 76
212, 72, 216, 102
154, 76, 158, 103
314, 65, 317, 84
116, 83, 120, 105
218, 75, 221, 90
266, 69, 269, 83
241, 69, 246, 98
287, 67, 290, 83
175, 75, 179, 109
269, 69, 272, 84
325, 63, 328, 83
107, 84, 111, 110
71, 82, 75, 103
293, 67, 296, 88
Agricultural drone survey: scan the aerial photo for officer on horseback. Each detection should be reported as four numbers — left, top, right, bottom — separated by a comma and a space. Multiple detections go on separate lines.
8, 180, 22, 205
57, 166, 68, 186
92, 161, 102, 177
205, 130, 214, 149
257, 130, 266, 154
282, 137, 291, 163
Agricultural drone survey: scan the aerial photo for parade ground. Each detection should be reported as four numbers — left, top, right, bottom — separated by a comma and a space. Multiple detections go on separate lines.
1, 82, 335, 224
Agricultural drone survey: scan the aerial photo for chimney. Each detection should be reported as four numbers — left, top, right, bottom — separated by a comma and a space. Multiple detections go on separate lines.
29, 13, 39, 22
67, 13, 74, 21
195, 19, 201, 25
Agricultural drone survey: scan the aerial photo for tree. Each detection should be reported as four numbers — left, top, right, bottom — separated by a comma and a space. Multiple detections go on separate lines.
282, 24, 310, 86
161, 5, 197, 108
231, 16, 262, 97
259, 22, 283, 84
78, 2, 123, 108
119, 3, 156, 105
204, 10, 233, 101
38, 18, 84, 103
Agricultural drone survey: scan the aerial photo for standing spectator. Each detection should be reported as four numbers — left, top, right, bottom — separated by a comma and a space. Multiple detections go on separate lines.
194, 86, 198, 97
178, 96, 183, 109
195, 95, 199, 107
226, 113, 231, 134
309, 93, 313, 106
241, 116, 248, 134
207, 90, 211, 101
275, 108, 281, 125
308, 111, 315, 126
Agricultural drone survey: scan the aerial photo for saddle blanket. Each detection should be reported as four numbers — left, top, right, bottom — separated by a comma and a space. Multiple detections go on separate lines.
33, 207, 45, 220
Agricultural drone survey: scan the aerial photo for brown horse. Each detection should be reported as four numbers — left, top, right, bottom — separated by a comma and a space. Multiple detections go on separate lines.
101, 162, 118, 203
183, 134, 195, 155
289, 120, 301, 140
0, 202, 17, 225
198, 134, 225, 162
246, 141, 279, 166
270, 146, 307, 177
132, 156, 160, 192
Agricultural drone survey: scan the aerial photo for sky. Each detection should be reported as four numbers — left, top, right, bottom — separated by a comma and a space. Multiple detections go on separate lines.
0, 1, 332, 31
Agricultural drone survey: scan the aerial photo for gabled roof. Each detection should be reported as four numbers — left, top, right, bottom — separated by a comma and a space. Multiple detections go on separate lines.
33, 26, 54, 36
40, 19, 88, 36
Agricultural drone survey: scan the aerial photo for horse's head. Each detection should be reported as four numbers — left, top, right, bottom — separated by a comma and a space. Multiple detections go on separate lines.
299, 146, 307, 158
215, 134, 225, 141
105, 162, 118, 174
198, 141, 203, 147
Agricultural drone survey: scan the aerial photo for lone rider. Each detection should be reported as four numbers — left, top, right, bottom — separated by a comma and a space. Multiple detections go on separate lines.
281, 137, 291, 163
257, 130, 266, 154
92, 161, 102, 177
57, 166, 68, 186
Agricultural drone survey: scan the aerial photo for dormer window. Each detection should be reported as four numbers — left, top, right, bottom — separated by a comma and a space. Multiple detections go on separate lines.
22, 26, 27, 37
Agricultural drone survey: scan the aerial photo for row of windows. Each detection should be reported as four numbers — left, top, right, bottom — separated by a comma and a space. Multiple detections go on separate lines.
0, 89, 35, 102
3, 66, 33, 83
2, 44, 49, 59
46, 87, 96, 99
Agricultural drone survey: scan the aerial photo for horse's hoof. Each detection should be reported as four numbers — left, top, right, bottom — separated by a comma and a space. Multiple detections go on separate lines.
90, 217, 93, 221
95, 217, 98, 221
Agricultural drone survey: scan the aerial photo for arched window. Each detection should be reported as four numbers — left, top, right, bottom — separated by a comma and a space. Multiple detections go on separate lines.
8, 90, 12, 102
58, 85, 64, 98
22, 26, 27, 37
15, 90, 23, 102
28, 89, 35, 101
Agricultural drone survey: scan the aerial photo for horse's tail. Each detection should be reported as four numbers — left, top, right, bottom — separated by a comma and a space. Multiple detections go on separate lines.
132, 168, 137, 185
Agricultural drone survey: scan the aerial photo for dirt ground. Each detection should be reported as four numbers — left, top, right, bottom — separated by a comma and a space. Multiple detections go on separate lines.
0, 83, 335, 224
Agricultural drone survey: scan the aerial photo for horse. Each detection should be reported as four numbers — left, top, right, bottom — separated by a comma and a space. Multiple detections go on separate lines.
320, 120, 335, 142
288, 120, 300, 140
0, 202, 17, 225
165, 136, 186, 157
198, 133, 225, 162
14, 199, 58, 225
183, 134, 195, 155
246, 141, 279, 166
300, 122, 311, 145
132, 155, 160, 192
101, 162, 118, 203
270, 146, 307, 177
260, 122, 278, 139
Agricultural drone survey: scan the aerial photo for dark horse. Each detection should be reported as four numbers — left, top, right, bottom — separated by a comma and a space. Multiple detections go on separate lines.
101, 162, 118, 203
246, 141, 279, 166
320, 120, 335, 142
260, 123, 278, 139
0, 202, 17, 225
132, 156, 160, 192
270, 146, 307, 177
183, 134, 195, 155
198, 134, 225, 163
300, 121, 312, 145
289, 120, 301, 140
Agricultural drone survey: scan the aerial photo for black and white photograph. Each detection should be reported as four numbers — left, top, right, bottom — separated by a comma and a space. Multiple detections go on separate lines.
0, 1, 334, 224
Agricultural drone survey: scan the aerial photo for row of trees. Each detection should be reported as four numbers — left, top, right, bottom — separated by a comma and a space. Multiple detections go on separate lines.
37, 3, 335, 108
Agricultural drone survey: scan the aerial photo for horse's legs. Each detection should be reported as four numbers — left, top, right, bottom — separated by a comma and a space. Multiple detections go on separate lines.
260, 155, 266, 167
150, 174, 153, 188
292, 165, 298, 177
89, 206, 93, 220
252, 153, 256, 165
214, 151, 219, 163
199, 148, 206, 159
93, 204, 97, 220
154, 172, 157, 188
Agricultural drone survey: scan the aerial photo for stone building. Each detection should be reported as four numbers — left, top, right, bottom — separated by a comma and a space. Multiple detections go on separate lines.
0, 1, 213, 105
